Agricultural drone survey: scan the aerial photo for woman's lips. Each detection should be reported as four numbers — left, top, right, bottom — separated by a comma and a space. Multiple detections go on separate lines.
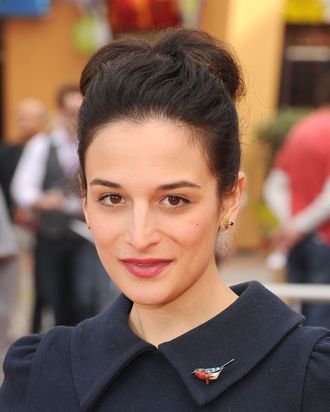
120, 259, 172, 278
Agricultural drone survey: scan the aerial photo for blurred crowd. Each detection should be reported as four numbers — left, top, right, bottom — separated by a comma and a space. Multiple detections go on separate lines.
0, 87, 118, 372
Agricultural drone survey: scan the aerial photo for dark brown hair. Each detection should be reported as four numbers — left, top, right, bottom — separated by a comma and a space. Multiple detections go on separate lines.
78, 29, 244, 196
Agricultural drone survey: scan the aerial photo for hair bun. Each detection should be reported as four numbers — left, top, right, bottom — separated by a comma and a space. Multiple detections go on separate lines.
80, 39, 150, 96
153, 29, 245, 101
81, 29, 244, 102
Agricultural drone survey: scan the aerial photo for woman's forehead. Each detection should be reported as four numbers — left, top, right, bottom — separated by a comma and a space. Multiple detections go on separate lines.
83, 118, 217, 192
86, 119, 207, 169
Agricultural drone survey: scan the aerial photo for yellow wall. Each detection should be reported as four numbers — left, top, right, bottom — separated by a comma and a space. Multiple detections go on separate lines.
200, 0, 230, 40
3, 0, 88, 141
201, 0, 286, 249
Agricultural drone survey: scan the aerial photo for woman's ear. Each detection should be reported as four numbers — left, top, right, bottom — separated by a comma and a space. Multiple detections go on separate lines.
78, 174, 89, 226
82, 199, 90, 229
219, 171, 246, 228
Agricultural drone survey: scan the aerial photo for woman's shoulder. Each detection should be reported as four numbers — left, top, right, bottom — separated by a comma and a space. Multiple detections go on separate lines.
1, 334, 43, 388
0, 333, 44, 410
1, 309, 109, 380
0, 326, 76, 410
0, 298, 129, 410
303, 331, 330, 410
3, 325, 73, 369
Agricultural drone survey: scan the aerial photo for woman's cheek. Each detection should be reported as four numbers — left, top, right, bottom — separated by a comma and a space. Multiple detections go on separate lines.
187, 216, 219, 248
90, 218, 119, 246
172, 219, 208, 246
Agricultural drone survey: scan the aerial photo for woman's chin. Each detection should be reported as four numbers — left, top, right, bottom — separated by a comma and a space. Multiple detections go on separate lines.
122, 284, 179, 308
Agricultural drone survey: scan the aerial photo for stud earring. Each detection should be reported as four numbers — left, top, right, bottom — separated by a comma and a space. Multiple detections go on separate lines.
223, 219, 234, 230
87, 223, 91, 230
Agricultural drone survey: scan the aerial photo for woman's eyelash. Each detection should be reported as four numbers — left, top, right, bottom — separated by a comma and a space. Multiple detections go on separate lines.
97, 193, 191, 209
98, 193, 124, 206
161, 195, 191, 208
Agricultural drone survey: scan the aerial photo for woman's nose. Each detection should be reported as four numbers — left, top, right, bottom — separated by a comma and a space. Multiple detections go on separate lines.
126, 206, 161, 251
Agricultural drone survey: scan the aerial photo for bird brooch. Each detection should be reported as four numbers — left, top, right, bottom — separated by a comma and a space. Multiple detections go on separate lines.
192, 358, 235, 384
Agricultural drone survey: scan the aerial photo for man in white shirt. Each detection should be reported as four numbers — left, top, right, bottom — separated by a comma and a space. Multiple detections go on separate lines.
11, 86, 115, 332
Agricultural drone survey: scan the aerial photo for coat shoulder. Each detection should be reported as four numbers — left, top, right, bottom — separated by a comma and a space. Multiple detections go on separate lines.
0, 326, 75, 411
302, 331, 330, 411
0, 334, 43, 410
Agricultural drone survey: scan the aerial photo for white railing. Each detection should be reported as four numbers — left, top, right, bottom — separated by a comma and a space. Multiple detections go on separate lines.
264, 283, 330, 313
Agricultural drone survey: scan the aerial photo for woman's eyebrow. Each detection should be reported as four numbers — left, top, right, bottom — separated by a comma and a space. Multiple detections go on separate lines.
89, 178, 122, 189
156, 181, 201, 191
89, 179, 201, 191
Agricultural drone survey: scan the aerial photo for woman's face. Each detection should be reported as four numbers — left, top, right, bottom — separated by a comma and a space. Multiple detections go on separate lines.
83, 118, 242, 306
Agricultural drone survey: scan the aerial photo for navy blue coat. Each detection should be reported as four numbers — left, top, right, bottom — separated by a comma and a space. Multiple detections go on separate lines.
1, 281, 330, 411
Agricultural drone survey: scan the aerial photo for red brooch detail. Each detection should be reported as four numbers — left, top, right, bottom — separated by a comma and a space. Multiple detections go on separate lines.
192, 359, 234, 384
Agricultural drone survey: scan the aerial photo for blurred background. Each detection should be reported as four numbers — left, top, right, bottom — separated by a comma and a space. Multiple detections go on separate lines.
1, 0, 330, 379
2, 0, 329, 248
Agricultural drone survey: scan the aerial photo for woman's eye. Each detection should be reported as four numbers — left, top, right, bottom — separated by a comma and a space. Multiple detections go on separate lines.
168, 195, 181, 206
99, 193, 124, 206
161, 195, 190, 208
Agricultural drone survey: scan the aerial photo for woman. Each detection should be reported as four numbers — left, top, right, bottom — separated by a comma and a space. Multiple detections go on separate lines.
1, 29, 329, 411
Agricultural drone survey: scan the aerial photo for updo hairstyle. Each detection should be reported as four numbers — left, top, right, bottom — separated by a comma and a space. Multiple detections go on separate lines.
78, 29, 245, 197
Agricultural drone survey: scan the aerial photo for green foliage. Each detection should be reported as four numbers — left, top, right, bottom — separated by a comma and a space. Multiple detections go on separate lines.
256, 106, 312, 157
254, 200, 279, 237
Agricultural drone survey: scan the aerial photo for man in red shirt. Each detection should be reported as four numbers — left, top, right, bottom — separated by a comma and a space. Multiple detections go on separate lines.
264, 75, 330, 328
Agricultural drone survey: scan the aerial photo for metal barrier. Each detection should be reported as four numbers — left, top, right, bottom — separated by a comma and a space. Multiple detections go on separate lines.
264, 283, 330, 313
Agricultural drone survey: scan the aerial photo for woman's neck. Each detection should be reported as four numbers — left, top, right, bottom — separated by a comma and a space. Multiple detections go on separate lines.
128, 269, 237, 347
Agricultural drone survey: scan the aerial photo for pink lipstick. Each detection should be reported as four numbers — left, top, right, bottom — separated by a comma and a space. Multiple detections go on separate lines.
121, 258, 171, 278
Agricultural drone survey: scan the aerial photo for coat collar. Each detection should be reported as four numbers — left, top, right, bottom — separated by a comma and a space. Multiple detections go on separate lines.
71, 281, 304, 410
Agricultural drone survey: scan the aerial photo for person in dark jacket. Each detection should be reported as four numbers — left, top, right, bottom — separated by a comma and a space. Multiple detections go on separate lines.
1, 28, 329, 411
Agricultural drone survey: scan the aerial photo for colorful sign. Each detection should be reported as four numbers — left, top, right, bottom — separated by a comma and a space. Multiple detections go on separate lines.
0, 0, 50, 17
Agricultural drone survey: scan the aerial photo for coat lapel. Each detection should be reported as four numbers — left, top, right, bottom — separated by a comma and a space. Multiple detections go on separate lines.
71, 295, 155, 411
71, 282, 304, 409
158, 282, 304, 406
